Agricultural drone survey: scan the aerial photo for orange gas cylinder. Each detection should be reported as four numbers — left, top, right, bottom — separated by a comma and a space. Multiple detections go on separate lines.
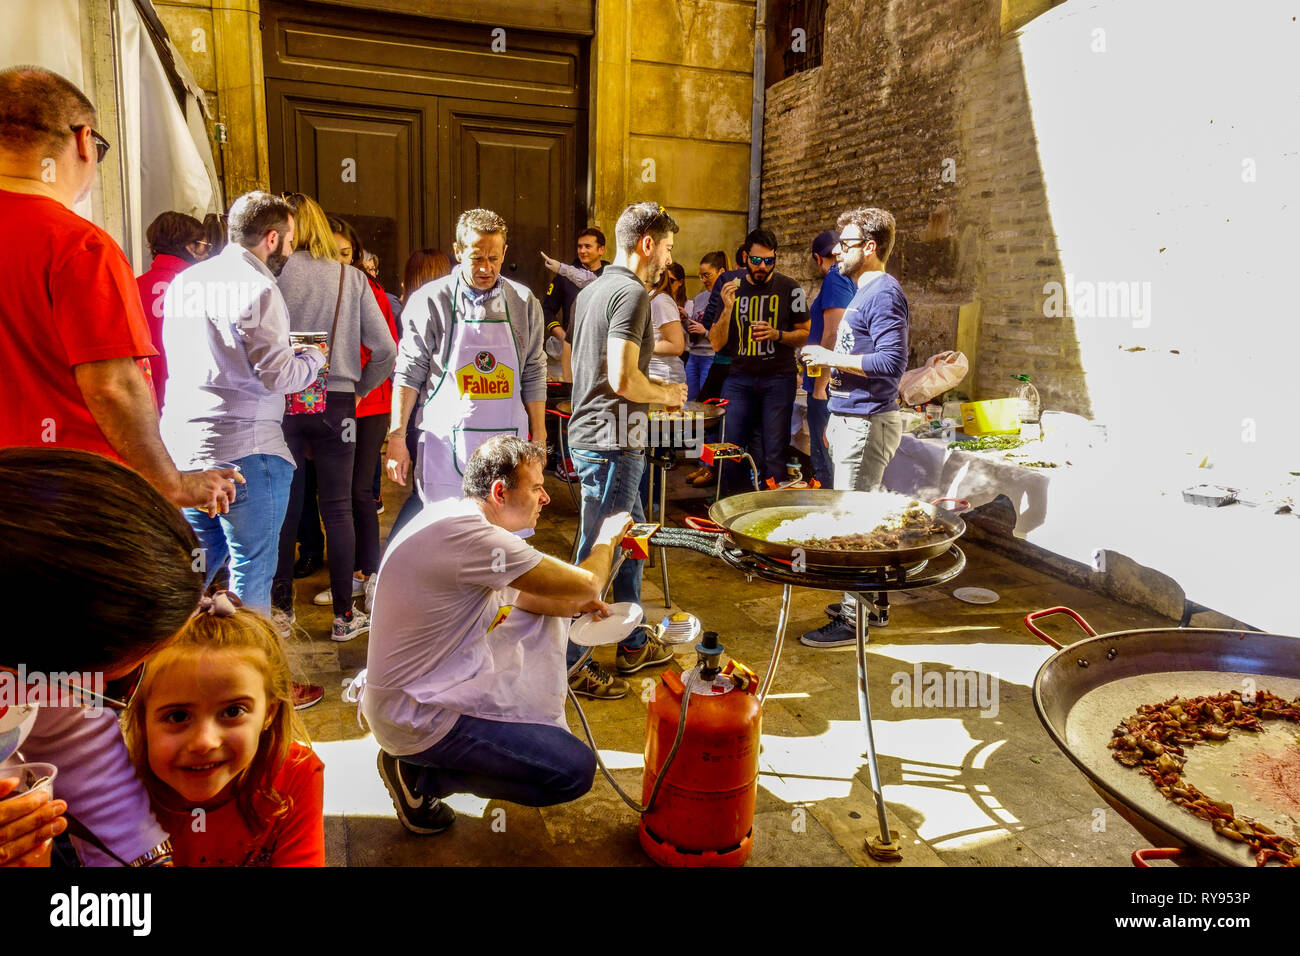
638, 658, 762, 866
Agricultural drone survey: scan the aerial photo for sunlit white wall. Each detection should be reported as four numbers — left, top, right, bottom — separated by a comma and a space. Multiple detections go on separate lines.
1017, 0, 1300, 479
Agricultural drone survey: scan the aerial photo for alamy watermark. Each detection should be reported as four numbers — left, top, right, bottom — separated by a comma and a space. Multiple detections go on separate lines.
890, 663, 999, 718
590, 406, 705, 458
1, 664, 108, 717
1041, 275, 1152, 328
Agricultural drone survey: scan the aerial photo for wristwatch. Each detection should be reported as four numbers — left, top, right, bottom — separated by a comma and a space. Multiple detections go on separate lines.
128, 838, 174, 867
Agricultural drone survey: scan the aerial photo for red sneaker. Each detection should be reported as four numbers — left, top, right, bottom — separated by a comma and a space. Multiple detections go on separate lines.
292, 681, 324, 710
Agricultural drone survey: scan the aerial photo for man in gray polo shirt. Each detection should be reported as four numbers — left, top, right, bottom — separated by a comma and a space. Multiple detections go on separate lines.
565, 202, 688, 699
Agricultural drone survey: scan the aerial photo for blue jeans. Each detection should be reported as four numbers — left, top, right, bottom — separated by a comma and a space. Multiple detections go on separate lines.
807, 395, 832, 487
721, 370, 797, 491
399, 715, 595, 807
185, 453, 294, 613
684, 353, 714, 402
567, 445, 646, 667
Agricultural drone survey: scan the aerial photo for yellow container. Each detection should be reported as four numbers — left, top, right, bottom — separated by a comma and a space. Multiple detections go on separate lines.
960, 399, 1021, 436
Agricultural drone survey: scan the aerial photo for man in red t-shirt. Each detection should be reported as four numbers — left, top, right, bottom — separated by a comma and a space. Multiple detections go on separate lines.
0, 66, 236, 514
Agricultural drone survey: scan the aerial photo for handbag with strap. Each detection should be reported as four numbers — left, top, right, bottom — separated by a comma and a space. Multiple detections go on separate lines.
286, 262, 345, 416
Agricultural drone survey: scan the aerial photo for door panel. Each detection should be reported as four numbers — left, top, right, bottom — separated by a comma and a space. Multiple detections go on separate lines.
443, 103, 576, 298
263, 2, 587, 301
268, 80, 431, 291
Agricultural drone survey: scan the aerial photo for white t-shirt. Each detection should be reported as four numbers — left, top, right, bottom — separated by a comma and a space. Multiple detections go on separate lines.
647, 292, 686, 384
361, 498, 552, 756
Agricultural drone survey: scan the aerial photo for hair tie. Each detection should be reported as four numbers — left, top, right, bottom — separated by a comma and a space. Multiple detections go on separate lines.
197, 590, 242, 618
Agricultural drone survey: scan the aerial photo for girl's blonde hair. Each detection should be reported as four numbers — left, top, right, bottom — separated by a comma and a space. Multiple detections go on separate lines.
122, 608, 311, 835
282, 192, 339, 261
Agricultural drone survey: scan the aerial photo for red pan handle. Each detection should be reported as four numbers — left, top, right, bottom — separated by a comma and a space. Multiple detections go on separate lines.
1023, 606, 1098, 650
1132, 847, 1184, 867
703, 398, 729, 408
931, 497, 971, 514
684, 516, 727, 534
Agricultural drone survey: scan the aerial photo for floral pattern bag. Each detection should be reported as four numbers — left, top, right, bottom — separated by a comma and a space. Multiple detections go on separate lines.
286, 263, 345, 415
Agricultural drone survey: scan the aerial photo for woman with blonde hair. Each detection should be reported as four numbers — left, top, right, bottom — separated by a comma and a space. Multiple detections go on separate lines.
272, 193, 396, 641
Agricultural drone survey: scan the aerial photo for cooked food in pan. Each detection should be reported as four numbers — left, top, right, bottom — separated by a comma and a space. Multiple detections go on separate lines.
1108, 689, 1300, 866
764, 497, 948, 551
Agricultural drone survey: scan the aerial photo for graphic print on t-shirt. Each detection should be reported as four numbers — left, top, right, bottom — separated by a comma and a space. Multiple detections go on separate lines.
830, 308, 865, 394
734, 292, 783, 358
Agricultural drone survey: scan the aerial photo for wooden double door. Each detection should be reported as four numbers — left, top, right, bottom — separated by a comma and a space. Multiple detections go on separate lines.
262, 1, 590, 297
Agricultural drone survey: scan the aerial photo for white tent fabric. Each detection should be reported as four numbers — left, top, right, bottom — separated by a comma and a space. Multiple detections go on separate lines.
117, 0, 218, 268
6, 0, 83, 88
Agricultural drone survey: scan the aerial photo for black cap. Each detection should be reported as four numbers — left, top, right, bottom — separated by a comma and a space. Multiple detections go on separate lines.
811, 230, 839, 258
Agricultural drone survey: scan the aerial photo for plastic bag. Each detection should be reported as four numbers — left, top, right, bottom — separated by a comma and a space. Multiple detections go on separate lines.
898, 351, 969, 406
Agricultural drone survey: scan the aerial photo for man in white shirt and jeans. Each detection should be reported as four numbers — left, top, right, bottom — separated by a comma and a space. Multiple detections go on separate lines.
160, 191, 326, 616
364, 435, 631, 833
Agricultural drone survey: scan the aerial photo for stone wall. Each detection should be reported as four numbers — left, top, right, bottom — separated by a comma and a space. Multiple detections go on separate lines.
760, 0, 1091, 406
616, 0, 757, 296
762, 0, 1298, 489
154, 0, 269, 197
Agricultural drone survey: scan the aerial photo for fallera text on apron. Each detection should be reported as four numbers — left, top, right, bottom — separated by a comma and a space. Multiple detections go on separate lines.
420, 277, 528, 504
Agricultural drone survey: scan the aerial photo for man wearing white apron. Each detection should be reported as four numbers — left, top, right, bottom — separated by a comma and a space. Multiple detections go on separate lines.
362, 436, 632, 833
387, 208, 547, 507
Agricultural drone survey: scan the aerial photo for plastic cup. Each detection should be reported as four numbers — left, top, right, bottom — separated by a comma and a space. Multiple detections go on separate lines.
184, 460, 242, 475
1, 762, 58, 866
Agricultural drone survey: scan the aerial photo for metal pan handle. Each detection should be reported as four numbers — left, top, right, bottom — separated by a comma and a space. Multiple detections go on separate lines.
931, 497, 971, 514
684, 516, 726, 534
1023, 606, 1098, 650
1131, 847, 1185, 867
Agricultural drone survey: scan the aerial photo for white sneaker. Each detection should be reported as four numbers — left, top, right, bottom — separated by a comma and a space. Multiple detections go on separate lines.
331, 606, 371, 642
271, 608, 296, 639
314, 577, 366, 606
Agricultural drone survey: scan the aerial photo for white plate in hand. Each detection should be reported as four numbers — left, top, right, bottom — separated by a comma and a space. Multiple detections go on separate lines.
569, 602, 643, 646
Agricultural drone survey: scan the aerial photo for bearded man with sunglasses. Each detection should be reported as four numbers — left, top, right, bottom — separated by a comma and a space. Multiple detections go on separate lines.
0, 66, 237, 516
707, 227, 810, 491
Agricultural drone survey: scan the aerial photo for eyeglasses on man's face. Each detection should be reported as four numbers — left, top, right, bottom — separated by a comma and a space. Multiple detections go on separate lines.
835, 235, 869, 251
70, 125, 111, 163
748, 255, 776, 267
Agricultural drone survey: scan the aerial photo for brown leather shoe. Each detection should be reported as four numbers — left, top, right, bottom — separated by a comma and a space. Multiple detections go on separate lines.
689, 467, 716, 487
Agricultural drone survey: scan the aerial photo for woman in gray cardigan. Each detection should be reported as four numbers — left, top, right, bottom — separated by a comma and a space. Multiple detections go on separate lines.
271, 194, 396, 640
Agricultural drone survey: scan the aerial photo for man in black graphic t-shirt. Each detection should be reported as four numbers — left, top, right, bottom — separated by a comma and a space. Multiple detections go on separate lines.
708, 227, 810, 490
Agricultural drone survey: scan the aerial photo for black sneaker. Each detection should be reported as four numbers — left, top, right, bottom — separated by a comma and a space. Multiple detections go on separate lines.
824, 602, 887, 627
799, 619, 857, 648
293, 552, 323, 579
376, 750, 455, 835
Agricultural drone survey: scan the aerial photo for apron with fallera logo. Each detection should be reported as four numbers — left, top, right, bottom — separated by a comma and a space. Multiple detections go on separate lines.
419, 277, 528, 504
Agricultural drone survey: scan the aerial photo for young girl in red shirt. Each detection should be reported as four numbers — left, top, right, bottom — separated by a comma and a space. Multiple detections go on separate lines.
124, 595, 325, 866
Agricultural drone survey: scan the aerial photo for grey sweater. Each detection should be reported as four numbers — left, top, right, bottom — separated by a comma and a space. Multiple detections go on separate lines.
395, 271, 548, 422
276, 251, 396, 397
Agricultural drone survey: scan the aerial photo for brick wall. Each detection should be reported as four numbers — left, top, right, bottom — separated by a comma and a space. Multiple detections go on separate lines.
761, 0, 1091, 412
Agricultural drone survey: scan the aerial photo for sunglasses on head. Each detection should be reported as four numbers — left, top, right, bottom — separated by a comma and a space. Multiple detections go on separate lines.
748, 255, 776, 267
70, 125, 111, 164
640, 204, 673, 240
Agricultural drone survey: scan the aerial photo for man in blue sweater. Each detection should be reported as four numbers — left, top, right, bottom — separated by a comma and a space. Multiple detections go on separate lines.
797, 207, 909, 647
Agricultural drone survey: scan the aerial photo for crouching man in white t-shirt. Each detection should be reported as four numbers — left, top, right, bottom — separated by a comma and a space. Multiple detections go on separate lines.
362, 434, 631, 834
